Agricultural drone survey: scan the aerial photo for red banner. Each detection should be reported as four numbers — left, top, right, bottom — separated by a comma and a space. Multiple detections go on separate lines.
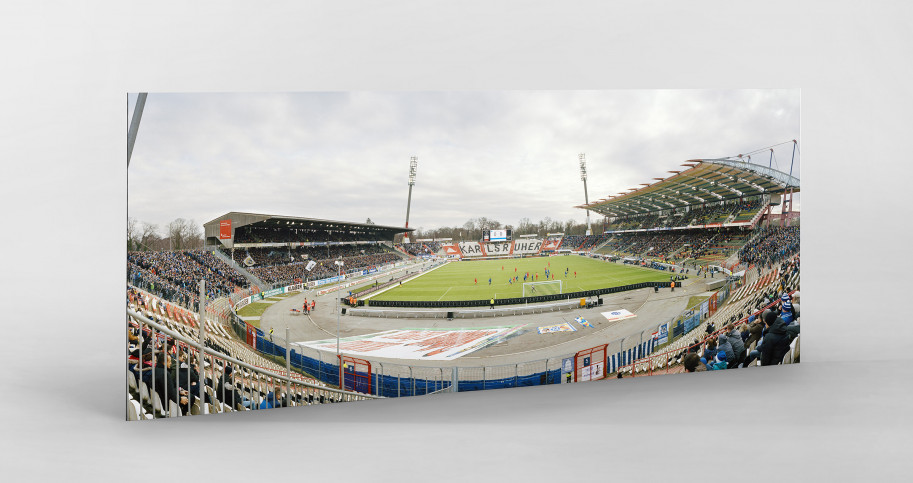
540, 239, 562, 252
442, 244, 462, 256
219, 219, 232, 240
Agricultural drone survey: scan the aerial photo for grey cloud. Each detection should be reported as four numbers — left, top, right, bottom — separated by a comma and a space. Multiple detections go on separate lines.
128, 90, 799, 231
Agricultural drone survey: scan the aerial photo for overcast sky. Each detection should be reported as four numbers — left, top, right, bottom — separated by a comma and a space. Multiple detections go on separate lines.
127, 90, 800, 233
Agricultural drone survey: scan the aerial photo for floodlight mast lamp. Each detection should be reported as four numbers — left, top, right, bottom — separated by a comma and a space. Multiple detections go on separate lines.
404, 156, 417, 243
580, 154, 592, 236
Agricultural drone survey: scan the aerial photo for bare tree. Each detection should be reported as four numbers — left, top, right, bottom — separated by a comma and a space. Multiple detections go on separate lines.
166, 218, 202, 250
167, 219, 184, 250
462, 219, 476, 241
127, 217, 138, 251
139, 222, 160, 251
516, 217, 533, 235
185, 219, 203, 249
538, 217, 552, 236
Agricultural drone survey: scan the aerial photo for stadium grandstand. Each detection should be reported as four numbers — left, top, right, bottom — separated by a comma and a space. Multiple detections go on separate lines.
128, 148, 800, 421
203, 212, 412, 290
579, 156, 798, 270
127, 212, 414, 419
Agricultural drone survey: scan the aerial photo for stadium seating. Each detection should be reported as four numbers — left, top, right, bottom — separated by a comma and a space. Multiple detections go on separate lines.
127, 285, 373, 419
604, 198, 765, 232
231, 245, 403, 287
397, 242, 442, 257
615, 254, 799, 376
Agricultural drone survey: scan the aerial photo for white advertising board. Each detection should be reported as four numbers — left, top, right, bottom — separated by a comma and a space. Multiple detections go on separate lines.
296, 326, 524, 360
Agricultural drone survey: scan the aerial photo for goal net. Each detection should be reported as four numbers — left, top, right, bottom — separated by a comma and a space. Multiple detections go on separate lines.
522, 280, 563, 297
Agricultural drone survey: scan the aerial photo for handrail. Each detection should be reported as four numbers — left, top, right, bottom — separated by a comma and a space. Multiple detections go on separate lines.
619, 288, 795, 375
127, 308, 381, 399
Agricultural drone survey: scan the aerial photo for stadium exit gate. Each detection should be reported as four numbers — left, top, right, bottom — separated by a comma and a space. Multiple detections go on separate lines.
574, 344, 607, 382
338, 355, 372, 394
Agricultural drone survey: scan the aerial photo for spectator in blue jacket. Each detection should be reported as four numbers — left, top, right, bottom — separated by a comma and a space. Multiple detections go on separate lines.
259, 388, 281, 409
702, 339, 719, 362
708, 351, 728, 370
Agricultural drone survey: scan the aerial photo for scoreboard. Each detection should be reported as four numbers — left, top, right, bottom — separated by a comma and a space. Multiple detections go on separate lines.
482, 229, 511, 242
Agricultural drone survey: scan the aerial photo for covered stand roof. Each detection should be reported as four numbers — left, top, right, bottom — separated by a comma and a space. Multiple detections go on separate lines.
203, 211, 412, 248
576, 158, 800, 218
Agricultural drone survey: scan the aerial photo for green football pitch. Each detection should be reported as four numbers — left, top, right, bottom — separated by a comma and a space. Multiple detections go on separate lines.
367, 256, 683, 302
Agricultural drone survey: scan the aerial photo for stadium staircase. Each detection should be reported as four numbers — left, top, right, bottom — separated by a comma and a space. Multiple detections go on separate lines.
388, 244, 412, 260
694, 233, 751, 266
591, 238, 613, 253
665, 238, 692, 261
742, 225, 768, 247
212, 249, 267, 291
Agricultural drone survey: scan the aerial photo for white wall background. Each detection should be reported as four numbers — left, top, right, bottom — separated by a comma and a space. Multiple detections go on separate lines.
0, 0, 910, 480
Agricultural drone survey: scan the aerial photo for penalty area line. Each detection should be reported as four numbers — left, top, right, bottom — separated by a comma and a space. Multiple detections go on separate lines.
437, 287, 452, 301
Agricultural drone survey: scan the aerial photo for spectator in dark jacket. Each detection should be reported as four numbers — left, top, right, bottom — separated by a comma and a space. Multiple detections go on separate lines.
217, 365, 250, 410
725, 325, 746, 368
705, 321, 716, 336
683, 353, 706, 372
744, 314, 765, 350
760, 310, 793, 366
739, 323, 751, 344
786, 324, 800, 345
716, 332, 736, 364
177, 353, 213, 407
151, 352, 189, 412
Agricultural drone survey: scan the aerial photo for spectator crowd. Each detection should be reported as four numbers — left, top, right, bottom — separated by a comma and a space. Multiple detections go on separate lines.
738, 225, 800, 268
239, 245, 402, 287
606, 197, 765, 231
398, 241, 442, 257
676, 254, 800, 373
128, 250, 249, 310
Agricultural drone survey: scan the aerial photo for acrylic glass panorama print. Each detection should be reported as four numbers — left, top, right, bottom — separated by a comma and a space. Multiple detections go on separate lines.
126, 90, 800, 419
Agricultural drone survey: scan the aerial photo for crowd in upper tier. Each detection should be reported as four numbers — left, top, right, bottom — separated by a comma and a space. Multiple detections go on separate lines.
128, 250, 248, 310
398, 242, 443, 256
229, 244, 401, 286
738, 226, 800, 268
606, 198, 764, 231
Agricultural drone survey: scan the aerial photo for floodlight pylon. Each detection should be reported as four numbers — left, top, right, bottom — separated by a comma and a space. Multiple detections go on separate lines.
580, 153, 592, 236
403, 156, 417, 243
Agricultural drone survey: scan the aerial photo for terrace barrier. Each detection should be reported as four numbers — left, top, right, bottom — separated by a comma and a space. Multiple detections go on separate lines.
358, 281, 682, 308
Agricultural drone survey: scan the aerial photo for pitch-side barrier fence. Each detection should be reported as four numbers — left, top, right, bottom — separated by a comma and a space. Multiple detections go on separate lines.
357, 281, 683, 309
224, 277, 741, 397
